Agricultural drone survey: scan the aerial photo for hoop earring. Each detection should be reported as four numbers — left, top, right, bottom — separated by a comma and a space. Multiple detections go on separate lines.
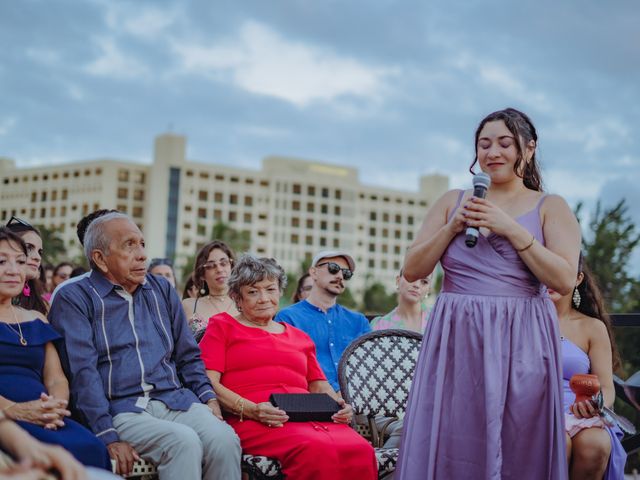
572, 288, 581, 308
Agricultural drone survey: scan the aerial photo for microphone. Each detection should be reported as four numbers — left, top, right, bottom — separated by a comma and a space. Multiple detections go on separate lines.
465, 172, 491, 248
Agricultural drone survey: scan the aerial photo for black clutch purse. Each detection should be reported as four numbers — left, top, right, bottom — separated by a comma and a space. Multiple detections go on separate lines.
269, 393, 340, 422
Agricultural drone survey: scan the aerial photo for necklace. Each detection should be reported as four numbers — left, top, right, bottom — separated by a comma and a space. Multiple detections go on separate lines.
3, 307, 27, 346
206, 295, 234, 314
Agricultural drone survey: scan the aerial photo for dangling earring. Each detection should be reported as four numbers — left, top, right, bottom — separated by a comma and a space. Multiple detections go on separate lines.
199, 282, 207, 296
572, 287, 581, 308
22, 282, 31, 297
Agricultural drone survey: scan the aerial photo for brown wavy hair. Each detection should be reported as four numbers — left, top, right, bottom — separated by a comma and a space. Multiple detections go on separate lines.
575, 254, 622, 372
470, 107, 543, 192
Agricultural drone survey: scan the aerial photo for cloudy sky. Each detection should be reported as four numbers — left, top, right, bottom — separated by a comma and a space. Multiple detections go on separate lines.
2, 0, 639, 267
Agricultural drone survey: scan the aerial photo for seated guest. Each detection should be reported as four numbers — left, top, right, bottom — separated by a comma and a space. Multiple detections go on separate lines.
5, 217, 48, 315
371, 270, 431, 333
49, 213, 241, 479
200, 255, 377, 480
276, 250, 370, 392
148, 258, 177, 288
44, 263, 74, 302
182, 273, 199, 300
0, 411, 118, 480
0, 227, 110, 470
291, 273, 313, 303
182, 241, 239, 336
550, 254, 626, 479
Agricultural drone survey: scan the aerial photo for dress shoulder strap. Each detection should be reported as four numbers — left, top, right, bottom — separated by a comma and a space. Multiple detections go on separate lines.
453, 189, 465, 210
193, 296, 199, 314
534, 193, 548, 213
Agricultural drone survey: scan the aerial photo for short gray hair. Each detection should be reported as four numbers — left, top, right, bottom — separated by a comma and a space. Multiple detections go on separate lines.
227, 255, 287, 303
84, 212, 132, 269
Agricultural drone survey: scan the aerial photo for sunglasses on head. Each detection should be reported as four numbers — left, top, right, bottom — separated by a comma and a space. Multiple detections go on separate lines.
6, 216, 35, 232
317, 262, 353, 280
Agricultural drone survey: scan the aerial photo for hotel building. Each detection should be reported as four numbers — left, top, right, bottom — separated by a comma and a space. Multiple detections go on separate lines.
0, 133, 448, 294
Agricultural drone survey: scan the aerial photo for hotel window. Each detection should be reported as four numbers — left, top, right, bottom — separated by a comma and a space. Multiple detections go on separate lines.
307, 203, 315, 213
305, 235, 313, 246
52, 191, 57, 201
244, 213, 252, 223
408, 200, 415, 206
320, 237, 327, 247
40, 208, 46, 218
382, 228, 389, 238
186, 170, 194, 177
198, 190, 208, 201
40, 191, 47, 202
369, 227, 376, 236
370, 212, 376, 221
215, 174, 224, 181
198, 208, 207, 217
61, 206, 67, 216
368, 259, 375, 268
117, 188, 128, 199
50, 207, 56, 217
394, 245, 401, 254
382, 244, 388, 253
291, 234, 299, 243
214, 209, 222, 220
383, 212, 389, 222
291, 217, 300, 227
320, 220, 327, 230
229, 194, 238, 205
321, 204, 328, 214
382, 260, 388, 269
408, 231, 414, 240
63, 172, 69, 178
134, 190, 144, 201
228, 211, 237, 222
95, 168, 102, 176
333, 239, 339, 248
260, 180, 269, 187
394, 261, 401, 270
307, 186, 315, 196
292, 201, 300, 211
118, 170, 129, 182
395, 229, 401, 239
368, 243, 375, 252
136, 172, 146, 184
335, 189, 342, 200
133, 207, 143, 218
185, 205, 192, 212
84, 169, 91, 176
230, 176, 239, 183
244, 196, 253, 206
395, 214, 402, 224
245, 178, 254, 185
306, 219, 314, 229
214, 192, 223, 203
199, 172, 209, 179
293, 184, 301, 195
31, 192, 37, 202
334, 206, 341, 215
53, 173, 59, 179
334, 222, 340, 231
408, 216, 414, 225
322, 187, 329, 198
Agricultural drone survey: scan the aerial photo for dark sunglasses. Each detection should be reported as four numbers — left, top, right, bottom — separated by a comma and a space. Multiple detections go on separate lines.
317, 262, 353, 280
6, 216, 35, 231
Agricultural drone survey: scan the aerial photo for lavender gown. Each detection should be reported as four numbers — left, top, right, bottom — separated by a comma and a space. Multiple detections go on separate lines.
396, 193, 568, 479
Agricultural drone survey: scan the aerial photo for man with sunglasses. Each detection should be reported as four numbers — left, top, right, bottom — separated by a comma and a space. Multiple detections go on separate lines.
276, 250, 370, 393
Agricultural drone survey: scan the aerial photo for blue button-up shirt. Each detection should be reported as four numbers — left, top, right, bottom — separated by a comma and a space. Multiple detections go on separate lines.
276, 300, 370, 391
49, 271, 215, 445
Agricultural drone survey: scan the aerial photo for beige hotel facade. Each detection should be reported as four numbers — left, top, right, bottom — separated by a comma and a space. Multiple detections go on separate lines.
0, 133, 448, 294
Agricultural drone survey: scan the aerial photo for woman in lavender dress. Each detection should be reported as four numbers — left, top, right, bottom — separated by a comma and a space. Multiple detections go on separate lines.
396, 108, 581, 479
550, 254, 625, 479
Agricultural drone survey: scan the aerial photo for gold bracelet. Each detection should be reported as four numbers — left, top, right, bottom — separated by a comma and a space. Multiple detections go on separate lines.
233, 397, 245, 422
516, 235, 536, 253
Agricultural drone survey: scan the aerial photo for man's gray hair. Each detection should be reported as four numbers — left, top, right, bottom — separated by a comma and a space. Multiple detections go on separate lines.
227, 255, 288, 303
84, 212, 132, 269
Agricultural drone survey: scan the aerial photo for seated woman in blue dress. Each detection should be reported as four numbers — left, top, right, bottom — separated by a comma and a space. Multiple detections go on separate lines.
0, 227, 110, 470
549, 253, 626, 479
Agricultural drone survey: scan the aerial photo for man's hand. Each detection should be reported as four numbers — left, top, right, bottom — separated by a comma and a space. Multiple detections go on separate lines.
107, 441, 140, 476
207, 399, 223, 420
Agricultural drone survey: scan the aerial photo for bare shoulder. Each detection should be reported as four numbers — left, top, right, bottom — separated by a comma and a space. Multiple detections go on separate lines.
182, 297, 195, 309
16, 307, 48, 323
540, 194, 572, 215
575, 314, 609, 341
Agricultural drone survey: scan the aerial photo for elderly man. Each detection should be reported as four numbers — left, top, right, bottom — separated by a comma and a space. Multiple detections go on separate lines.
276, 250, 370, 392
49, 212, 241, 480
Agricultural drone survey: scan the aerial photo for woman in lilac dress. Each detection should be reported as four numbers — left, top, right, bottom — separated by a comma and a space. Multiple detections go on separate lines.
550, 254, 626, 479
397, 108, 581, 479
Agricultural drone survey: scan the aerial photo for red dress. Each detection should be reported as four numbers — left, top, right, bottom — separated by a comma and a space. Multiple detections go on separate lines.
200, 312, 377, 480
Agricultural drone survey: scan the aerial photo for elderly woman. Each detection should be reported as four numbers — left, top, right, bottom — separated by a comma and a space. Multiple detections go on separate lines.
0, 227, 110, 470
199, 255, 377, 480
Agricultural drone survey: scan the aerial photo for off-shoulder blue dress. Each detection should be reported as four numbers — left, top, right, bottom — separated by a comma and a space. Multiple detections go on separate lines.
0, 319, 110, 469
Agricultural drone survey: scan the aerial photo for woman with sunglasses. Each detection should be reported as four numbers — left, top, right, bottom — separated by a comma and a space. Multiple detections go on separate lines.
5, 216, 48, 315
0, 227, 111, 471
182, 240, 239, 338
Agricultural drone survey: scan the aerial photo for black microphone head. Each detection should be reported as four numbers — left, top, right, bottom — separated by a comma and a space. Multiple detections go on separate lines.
473, 172, 491, 190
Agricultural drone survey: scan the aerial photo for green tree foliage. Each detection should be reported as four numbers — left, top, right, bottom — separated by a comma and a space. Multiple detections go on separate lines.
36, 224, 67, 265
362, 282, 396, 315
339, 287, 358, 310
579, 199, 640, 313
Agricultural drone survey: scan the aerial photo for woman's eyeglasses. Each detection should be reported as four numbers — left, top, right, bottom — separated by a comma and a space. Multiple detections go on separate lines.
316, 262, 353, 280
200, 259, 231, 270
